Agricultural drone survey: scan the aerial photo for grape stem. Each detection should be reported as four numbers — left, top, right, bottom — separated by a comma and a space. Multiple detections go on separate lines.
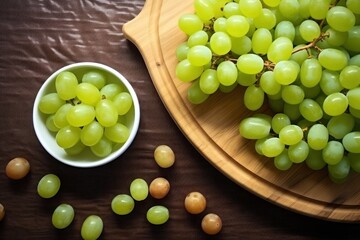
291, 31, 329, 55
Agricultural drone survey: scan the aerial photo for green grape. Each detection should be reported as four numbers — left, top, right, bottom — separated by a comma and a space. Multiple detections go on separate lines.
279, 124, 303, 145
239, 117, 271, 140
259, 71, 281, 95
64, 141, 86, 155
283, 103, 301, 121
255, 136, 271, 155
130, 178, 149, 201
349, 152, 360, 172
178, 14, 204, 35
237, 71, 257, 86
339, 65, 360, 89
326, 6, 355, 32
261, 137, 285, 157
274, 149, 293, 170
263, 0, 280, 7
237, 54, 264, 75
82, 70, 106, 90
301, 83, 321, 99
323, 27, 348, 47
267, 37, 293, 63
56, 125, 81, 149
328, 156, 350, 180
253, 8, 276, 29
146, 205, 170, 225
271, 113, 291, 134
187, 80, 209, 104
299, 19, 320, 42
307, 123, 329, 150
55, 71, 78, 100
274, 21, 295, 41
318, 48, 348, 71
199, 69, 219, 94
344, 26, 360, 52
66, 104, 96, 127
90, 136, 113, 157
309, 0, 330, 20
288, 140, 309, 163
213, 17, 227, 32
238, 0, 262, 18
194, 0, 215, 21
268, 98, 285, 113
76, 82, 101, 106
231, 36, 252, 55
342, 132, 360, 153
278, 0, 300, 21
187, 45, 212, 66
273, 60, 300, 85
176, 59, 204, 82
322, 92, 348, 116
244, 84, 264, 111
300, 58, 322, 88
223, 2, 242, 18
299, 98, 323, 122
176, 42, 190, 61
81, 215, 103, 240
39, 93, 66, 114
217, 60, 238, 86
187, 30, 209, 47
305, 149, 327, 170
209, 32, 232, 55
347, 87, 360, 110
104, 123, 129, 144
112, 92, 133, 115
298, 0, 311, 19
322, 140, 344, 165
37, 173, 61, 199
281, 85, 304, 105
53, 103, 72, 128
346, 0, 360, 14
319, 70, 343, 95
226, 15, 249, 38
251, 28, 272, 55
100, 83, 123, 100
95, 99, 118, 127
290, 44, 308, 65
52, 203, 75, 229
45, 115, 60, 132
327, 113, 355, 139
80, 121, 104, 146
111, 194, 135, 215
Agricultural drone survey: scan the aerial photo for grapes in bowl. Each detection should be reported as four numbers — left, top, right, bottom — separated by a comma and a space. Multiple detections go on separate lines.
33, 62, 140, 168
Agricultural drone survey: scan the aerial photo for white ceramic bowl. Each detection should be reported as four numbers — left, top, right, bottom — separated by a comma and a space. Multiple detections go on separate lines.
33, 62, 140, 168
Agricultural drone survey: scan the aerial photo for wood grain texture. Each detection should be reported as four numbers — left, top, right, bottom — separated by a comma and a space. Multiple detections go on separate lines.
122, 0, 360, 222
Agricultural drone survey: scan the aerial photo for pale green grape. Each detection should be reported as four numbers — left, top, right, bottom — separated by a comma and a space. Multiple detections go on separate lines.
290, 44, 308, 65
178, 14, 204, 35
323, 92, 348, 116
273, 60, 300, 85
90, 136, 113, 157
347, 87, 360, 110
298, 0, 311, 19
53, 103, 72, 129
279, 124, 303, 145
274, 149, 293, 170
45, 115, 60, 132
39, 93, 65, 114
80, 121, 104, 146
267, 37, 293, 63
342, 131, 360, 153
261, 137, 285, 157
226, 15, 249, 38
307, 123, 329, 150
111, 194, 135, 215
187, 80, 209, 104
237, 71, 257, 86
104, 123, 129, 144
344, 26, 360, 53
326, 6, 355, 32
146, 205, 169, 225
259, 71, 281, 95
238, 0, 262, 18
223, 2, 242, 18
199, 69, 219, 94
82, 70, 106, 90
52, 203, 75, 229
305, 149, 327, 170
244, 84, 264, 111
301, 83, 321, 99
217, 60, 238, 86
255, 136, 271, 155
56, 125, 81, 149
214, 18, 227, 33
263, 0, 280, 7
293, 25, 307, 45
251, 28, 272, 55
237, 54, 264, 75
283, 103, 301, 121
64, 141, 86, 155
55, 71, 78, 100
37, 173, 61, 199
322, 140, 344, 165
100, 83, 123, 100
187, 30, 209, 47
339, 65, 360, 89
349, 106, 360, 119
130, 178, 149, 201
349, 152, 360, 172
327, 113, 355, 139
253, 8, 276, 29
328, 156, 350, 180
209, 32, 232, 55
323, 27, 348, 47
95, 99, 118, 127
271, 113, 291, 134
274, 21, 295, 41
176, 42, 190, 61
309, 0, 330, 20
288, 140, 309, 163
299, 19, 320, 42
231, 36, 252, 55
239, 117, 271, 140
278, 0, 300, 21
81, 215, 103, 240
112, 92, 133, 115
299, 98, 323, 122
347, 0, 360, 14
76, 82, 101, 106
318, 48, 348, 71
66, 104, 96, 127
194, 0, 215, 21
319, 70, 343, 95
281, 85, 304, 105
187, 45, 212, 66
176, 59, 204, 82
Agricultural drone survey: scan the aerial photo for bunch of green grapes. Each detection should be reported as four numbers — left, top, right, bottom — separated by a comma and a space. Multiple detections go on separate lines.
38, 70, 134, 157
176, 0, 360, 182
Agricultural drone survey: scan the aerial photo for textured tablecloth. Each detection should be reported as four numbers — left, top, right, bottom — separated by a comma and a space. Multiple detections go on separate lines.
0, 0, 359, 239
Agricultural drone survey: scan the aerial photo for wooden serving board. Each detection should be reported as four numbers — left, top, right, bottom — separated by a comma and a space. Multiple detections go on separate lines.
123, 0, 360, 222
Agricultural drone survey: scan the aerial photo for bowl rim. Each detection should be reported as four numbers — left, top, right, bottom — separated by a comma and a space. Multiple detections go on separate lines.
32, 62, 141, 168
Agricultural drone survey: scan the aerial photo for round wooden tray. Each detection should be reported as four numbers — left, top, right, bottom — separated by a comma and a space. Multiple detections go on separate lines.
123, 0, 360, 222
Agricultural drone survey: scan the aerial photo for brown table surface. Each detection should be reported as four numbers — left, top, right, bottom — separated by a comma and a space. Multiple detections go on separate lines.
1, 0, 359, 239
